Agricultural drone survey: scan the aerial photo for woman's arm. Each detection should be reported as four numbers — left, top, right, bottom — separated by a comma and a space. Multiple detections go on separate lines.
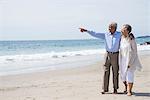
128, 39, 137, 67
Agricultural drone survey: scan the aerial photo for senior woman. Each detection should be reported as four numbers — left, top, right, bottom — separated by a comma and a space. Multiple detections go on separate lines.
119, 24, 142, 96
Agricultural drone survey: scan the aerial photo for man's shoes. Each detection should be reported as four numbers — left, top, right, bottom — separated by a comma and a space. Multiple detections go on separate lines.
113, 89, 118, 94
101, 91, 105, 94
123, 90, 127, 94
101, 90, 108, 94
101, 89, 118, 94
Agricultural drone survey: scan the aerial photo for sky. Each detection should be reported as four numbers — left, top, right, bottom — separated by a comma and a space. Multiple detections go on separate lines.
0, 0, 149, 40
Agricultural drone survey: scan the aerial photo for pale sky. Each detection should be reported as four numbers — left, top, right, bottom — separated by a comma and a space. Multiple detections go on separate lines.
0, 0, 149, 40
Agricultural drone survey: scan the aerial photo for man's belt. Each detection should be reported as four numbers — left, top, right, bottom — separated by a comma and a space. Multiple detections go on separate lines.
107, 51, 119, 54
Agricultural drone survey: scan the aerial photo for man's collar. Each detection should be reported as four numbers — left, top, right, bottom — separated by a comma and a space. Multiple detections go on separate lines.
109, 31, 117, 35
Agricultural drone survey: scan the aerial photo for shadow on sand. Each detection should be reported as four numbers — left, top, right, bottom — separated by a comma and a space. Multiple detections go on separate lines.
102, 92, 150, 97
134, 92, 150, 97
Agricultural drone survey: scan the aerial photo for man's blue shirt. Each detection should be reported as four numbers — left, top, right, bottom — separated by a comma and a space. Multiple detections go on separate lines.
87, 30, 121, 52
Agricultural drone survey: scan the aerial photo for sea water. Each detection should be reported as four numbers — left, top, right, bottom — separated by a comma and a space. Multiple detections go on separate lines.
0, 38, 150, 76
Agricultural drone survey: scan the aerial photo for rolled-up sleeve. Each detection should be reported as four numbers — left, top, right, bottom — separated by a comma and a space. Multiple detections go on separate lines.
87, 30, 105, 39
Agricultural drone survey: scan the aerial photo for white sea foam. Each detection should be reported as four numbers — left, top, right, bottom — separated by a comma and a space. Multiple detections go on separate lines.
0, 49, 104, 76
0, 45, 149, 76
0, 49, 105, 62
137, 44, 150, 51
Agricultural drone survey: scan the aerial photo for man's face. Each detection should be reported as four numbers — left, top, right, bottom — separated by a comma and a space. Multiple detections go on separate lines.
109, 25, 116, 34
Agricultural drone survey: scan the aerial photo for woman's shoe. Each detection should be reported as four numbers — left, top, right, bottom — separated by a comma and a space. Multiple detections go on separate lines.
127, 83, 133, 96
127, 91, 132, 96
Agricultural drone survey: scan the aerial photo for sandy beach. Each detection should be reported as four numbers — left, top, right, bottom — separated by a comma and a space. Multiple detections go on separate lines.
0, 51, 150, 100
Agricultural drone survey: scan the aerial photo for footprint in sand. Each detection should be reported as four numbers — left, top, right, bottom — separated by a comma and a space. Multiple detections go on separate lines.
24, 97, 35, 100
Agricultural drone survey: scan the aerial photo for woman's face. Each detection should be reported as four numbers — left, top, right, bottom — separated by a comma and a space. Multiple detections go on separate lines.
121, 26, 129, 37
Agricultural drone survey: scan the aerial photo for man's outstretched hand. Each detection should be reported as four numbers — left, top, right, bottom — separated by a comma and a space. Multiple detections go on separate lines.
79, 28, 87, 32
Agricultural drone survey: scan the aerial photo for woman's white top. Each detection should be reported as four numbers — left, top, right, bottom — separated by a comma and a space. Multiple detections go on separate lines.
119, 36, 142, 77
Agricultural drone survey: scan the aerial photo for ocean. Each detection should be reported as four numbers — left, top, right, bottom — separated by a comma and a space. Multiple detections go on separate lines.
0, 39, 105, 56
0, 38, 150, 76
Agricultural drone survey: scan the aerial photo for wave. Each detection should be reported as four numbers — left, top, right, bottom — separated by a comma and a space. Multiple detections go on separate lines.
0, 49, 103, 76
0, 45, 149, 76
0, 49, 105, 63
137, 44, 150, 51
0, 44, 150, 63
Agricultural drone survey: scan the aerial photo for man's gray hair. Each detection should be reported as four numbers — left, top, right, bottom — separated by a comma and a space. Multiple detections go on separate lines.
109, 22, 117, 29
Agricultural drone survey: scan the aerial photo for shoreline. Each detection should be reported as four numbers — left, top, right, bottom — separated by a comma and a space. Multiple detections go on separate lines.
0, 50, 149, 77
0, 51, 150, 100
0, 54, 102, 76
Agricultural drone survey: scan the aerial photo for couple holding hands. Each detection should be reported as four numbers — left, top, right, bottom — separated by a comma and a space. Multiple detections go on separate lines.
79, 22, 142, 96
